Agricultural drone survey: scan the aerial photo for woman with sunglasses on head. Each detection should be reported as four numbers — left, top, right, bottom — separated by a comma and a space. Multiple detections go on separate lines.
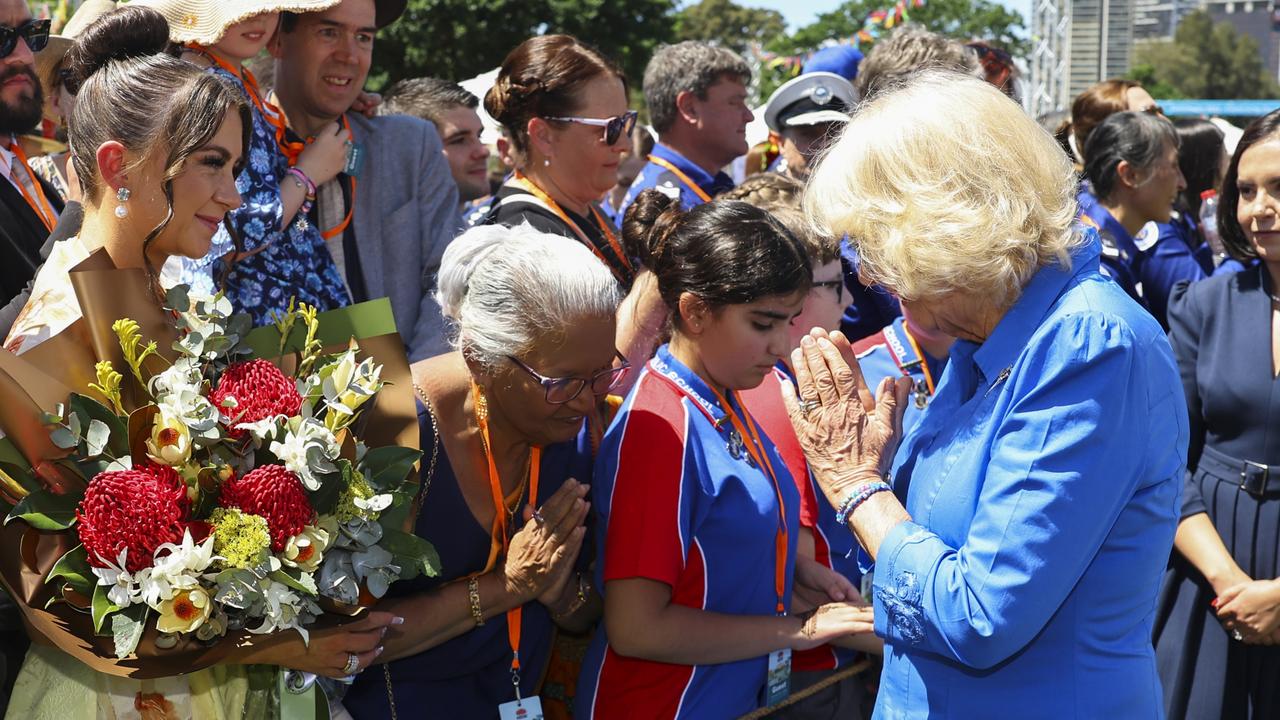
482, 35, 665, 388
343, 222, 626, 719
575, 191, 876, 720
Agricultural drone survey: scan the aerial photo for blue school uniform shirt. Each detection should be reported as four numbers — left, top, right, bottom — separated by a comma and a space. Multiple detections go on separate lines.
867, 233, 1187, 719
614, 144, 735, 222
1135, 212, 1212, 330
577, 345, 801, 719
174, 66, 350, 324
1079, 187, 1144, 304
851, 316, 947, 437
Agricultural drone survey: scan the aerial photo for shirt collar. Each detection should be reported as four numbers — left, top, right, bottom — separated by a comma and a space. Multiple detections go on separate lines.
968, 228, 1103, 382
1082, 197, 1138, 254
0, 135, 15, 179
651, 143, 733, 194
650, 343, 728, 425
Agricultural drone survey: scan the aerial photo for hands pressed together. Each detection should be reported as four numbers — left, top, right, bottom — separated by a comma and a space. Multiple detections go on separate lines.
503, 477, 591, 610
1215, 578, 1280, 645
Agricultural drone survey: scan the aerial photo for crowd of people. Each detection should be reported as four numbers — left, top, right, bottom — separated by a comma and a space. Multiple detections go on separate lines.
0, 0, 1277, 717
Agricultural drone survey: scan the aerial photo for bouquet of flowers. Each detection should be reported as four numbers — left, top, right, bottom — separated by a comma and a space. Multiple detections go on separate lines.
4, 288, 435, 659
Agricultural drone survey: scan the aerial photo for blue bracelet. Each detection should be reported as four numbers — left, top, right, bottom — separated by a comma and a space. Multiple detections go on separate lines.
834, 480, 893, 526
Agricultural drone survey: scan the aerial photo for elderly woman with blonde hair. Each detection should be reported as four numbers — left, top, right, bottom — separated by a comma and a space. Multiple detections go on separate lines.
784, 71, 1189, 718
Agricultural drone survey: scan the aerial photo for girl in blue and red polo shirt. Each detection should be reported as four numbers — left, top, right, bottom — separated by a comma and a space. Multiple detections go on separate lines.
576, 190, 876, 719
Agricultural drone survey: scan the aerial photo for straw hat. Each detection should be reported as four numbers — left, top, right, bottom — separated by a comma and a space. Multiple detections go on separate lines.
131, 0, 343, 46
34, 0, 118, 94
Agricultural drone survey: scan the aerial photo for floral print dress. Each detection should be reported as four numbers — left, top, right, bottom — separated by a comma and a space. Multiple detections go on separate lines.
172, 66, 350, 325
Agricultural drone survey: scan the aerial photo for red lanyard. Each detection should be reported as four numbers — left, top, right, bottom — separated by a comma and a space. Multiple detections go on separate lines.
7, 140, 56, 231
190, 46, 358, 241
471, 382, 541, 673
707, 386, 791, 615
647, 154, 713, 203
510, 173, 634, 281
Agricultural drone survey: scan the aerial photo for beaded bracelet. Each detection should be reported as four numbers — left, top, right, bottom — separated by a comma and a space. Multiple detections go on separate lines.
287, 166, 317, 198
467, 577, 485, 627
834, 480, 894, 526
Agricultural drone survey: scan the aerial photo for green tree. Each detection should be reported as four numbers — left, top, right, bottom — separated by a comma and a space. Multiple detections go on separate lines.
779, 0, 1026, 58
674, 0, 788, 54
1130, 10, 1280, 99
370, 0, 677, 91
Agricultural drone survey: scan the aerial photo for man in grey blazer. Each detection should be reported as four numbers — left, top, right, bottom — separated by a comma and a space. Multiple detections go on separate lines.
269, 0, 459, 361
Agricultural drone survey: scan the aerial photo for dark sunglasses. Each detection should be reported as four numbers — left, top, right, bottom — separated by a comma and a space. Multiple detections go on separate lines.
546, 110, 639, 146
812, 279, 844, 301
0, 19, 50, 59
508, 351, 631, 404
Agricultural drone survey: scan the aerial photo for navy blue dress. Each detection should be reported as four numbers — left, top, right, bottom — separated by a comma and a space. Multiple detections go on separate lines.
344, 402, 594, 719
1154, 266, 1280, 719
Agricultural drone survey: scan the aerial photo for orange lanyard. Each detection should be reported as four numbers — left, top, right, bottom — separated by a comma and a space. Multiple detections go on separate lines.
510, 173, 633, 280
707, 386, 791, 615
472, 382, 541, 672
647, 154, 713, 203
902, 326, 936, 395
7, 140, 56, 231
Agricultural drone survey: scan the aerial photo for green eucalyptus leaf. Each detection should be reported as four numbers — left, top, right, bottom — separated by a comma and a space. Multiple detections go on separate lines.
68, 394, 128, 456
92, 583, 122, 634
85, 419, 111, 458
378, 527, 440, 581
110, 605, 148, 658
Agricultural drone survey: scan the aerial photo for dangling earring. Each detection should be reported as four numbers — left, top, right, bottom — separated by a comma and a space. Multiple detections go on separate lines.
114, 187, 130, 218
543, 158, 551, 167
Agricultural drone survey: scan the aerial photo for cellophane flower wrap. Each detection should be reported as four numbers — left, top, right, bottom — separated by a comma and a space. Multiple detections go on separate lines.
5, 289, 437, 659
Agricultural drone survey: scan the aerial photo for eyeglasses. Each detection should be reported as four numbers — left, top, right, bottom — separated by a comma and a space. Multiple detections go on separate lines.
0, 19, 50, 59
546, 110, 638, 146
812, 279, 844, 301
1143, 104, 1165, 117
507, 351, 631, 404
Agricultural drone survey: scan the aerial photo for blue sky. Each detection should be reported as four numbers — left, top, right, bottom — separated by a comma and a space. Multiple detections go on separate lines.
746, 0, 1034, 32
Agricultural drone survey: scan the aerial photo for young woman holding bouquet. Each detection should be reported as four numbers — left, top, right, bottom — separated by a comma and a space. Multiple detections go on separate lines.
344, 222, 623, 718
2, 7, 399, 718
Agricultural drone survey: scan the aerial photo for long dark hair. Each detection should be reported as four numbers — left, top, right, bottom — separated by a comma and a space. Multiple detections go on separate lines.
622, 189, 812, 329
1173, 118, 1225, 218
1220, 109, 1280, 262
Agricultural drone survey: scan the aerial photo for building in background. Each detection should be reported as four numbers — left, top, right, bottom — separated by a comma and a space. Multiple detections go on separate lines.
1068, 0, 1136, 96
1201, 0, 1280, 80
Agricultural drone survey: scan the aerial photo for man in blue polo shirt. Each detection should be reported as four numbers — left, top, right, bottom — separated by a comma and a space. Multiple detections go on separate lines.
616, 41, 753, 220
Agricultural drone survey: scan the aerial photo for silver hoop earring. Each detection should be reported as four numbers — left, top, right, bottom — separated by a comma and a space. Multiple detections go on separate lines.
114, 187, 130, 218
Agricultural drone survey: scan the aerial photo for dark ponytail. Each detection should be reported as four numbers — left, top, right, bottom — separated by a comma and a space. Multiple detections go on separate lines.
623, 189, 812, 327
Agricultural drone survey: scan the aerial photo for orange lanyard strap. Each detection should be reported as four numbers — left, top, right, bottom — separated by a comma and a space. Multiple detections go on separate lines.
7, 141, 56, 231
321, 170, 356, 240
707, 387, 791, 615
471, 382, 541, 672
646, 154, 713, 203
510, 173, 634, 282
902, 326, 936, 396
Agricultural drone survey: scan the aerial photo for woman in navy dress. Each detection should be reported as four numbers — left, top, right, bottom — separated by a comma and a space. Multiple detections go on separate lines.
342, 223, 626, 718
1154, 109, 1280, 720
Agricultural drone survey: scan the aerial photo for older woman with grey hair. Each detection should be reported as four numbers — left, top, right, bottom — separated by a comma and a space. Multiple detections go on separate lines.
785, 71, 1189, 718
344, 223, 626, 718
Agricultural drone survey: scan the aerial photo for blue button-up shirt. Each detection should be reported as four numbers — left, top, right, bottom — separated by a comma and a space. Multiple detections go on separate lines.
869, 234, 1187, 718
615, 143, 735, 223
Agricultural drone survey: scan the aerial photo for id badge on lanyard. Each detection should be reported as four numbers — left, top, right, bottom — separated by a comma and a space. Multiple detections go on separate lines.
765, 647, 793, 706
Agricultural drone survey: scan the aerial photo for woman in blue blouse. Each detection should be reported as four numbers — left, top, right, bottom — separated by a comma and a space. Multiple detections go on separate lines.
796, 71, 1188, 718
342, 223, 623, 718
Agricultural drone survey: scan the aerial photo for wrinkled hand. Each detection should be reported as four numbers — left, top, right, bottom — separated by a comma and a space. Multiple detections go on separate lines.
792, 554, 859, 614
780, 329, 910, 511
790, 601, 876, 652
1216, 579, 1280, 643
274, 611, 402, 678
350, 91, 382, 117
296, 121, 350, 187
503, 478, 590, 602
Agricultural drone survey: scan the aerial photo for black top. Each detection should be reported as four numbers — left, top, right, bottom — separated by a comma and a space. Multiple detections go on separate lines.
0, 170, 64, 306
483, 184, 636, 287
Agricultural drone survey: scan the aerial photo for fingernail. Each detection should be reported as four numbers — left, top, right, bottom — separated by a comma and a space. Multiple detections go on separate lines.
818, 337, 834, 349
801, 336, 815, 347
392, 616, 405, 625
376, 646, 385, 656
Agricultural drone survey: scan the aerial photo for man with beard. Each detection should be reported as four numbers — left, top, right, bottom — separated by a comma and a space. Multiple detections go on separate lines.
268, 0, 459, 361
0, 0, 62, 338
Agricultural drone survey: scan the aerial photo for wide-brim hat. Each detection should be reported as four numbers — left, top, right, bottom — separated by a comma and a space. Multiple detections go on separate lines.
34, 0, 117, 97
373, 0, 406, 27
764, 71, 858, 133
132, 0, 343, 46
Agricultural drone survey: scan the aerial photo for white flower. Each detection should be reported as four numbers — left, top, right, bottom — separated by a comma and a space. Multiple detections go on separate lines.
352, 493, 393, 514
156, 587, 212, 634
269, 417, 338, 490
148, 357, 203, 400
235, 415, 289, 443
321, 350, 383, 427
141, 530, 216, 607
179, 294, 234, 340
91, 549, 144, 608
248, 579, 310, 640
145, 412, 192, 466
282, 524, 331, 573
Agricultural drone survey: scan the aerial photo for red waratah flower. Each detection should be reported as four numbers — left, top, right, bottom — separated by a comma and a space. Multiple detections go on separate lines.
219, 465, 314, 551
77, 464, 191, 572
208, 359, 302, 437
